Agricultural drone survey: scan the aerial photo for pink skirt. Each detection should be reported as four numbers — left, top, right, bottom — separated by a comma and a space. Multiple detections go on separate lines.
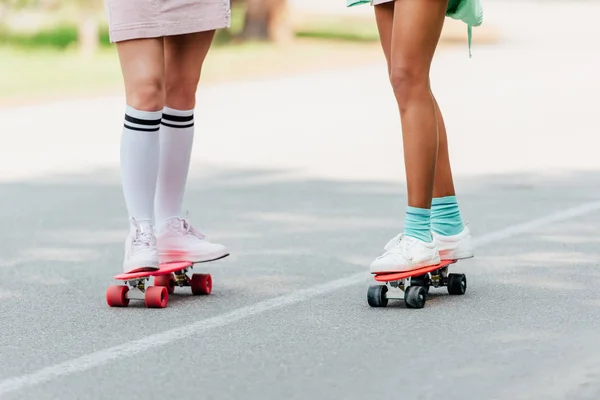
104, 0, 231, 43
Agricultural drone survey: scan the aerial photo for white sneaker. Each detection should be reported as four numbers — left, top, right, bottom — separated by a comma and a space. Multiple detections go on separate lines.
369, 233, 440, 274
156, 217, 229, 264
123, 218, 159, 273
432, 225, 475, 261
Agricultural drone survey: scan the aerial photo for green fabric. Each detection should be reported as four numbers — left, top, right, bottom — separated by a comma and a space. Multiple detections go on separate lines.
346, 0, 371, 6
446, 0, 483, 57
404, 206, 433, 243
345, 0, 483, 57
431, 196, 464, 236
446, 0, 483, 27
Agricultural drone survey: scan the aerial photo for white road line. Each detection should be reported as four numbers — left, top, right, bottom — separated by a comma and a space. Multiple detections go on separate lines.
1, 200, 599, 396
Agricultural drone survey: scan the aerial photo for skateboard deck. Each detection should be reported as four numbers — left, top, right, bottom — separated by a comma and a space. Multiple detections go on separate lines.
374, 259, 456, 282
114, 261, 193, 280
367, 259, 467, 309
107, 261, 213, 309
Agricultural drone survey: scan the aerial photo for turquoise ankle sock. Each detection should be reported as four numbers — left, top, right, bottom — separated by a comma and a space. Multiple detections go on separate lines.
431, 196, 464, 236
403, 206, 432, 242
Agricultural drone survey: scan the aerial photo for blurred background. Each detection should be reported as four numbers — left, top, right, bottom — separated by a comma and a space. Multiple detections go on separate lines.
0, 0, 375, 103
0, 0, 495, 105
1, 1, 600, 399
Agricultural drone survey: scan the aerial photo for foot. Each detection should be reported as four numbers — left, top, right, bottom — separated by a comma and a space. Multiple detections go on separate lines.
156, 217, 229, 264
432, 225, 474, 261
123, 218, 159, 273
369, 233, 440, 274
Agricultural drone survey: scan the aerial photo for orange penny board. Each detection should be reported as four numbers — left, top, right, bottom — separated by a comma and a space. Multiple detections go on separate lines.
114, 261, 193, 281
374, 259, 456, 283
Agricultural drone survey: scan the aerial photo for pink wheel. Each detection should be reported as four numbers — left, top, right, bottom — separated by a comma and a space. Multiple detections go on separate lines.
145, 286, 168, 308
191, 274, 212, 295
106, 285, 129, 307
154, 274, 175, 294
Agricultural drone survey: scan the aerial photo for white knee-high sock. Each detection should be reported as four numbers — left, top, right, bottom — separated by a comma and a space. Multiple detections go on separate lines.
120, 105, 161, 224
155, 106, 195, 233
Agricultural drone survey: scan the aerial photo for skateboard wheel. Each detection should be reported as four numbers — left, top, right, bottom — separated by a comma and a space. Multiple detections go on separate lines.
367, 285, 388, 308
154, 274, 175, 294
106, 285, 129, 307
191, 274, 212, 295
411, 274, 430, 294
405, 286, 426, 309
447, 273, 467, 295
145, 286, 168, 308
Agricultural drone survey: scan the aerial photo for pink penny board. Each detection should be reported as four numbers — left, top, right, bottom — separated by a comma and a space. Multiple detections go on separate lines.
107, 261, 214, 308
114, 261, 193, 281
374, 259, 456, 283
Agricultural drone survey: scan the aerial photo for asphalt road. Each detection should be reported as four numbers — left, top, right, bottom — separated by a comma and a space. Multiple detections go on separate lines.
1, 1, 600, 399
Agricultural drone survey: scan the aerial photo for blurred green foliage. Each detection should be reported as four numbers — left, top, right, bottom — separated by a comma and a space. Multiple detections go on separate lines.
0, 0, 246, 50
0, 0, 380, 103
296, 19, 378, 43
0, 24, 110, 49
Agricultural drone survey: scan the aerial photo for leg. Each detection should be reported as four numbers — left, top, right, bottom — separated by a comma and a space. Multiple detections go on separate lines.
430, 95, 473, 259
155, 31, 228, 264
373, 1, 472, 269
370, 0, 447, 274
116, 38, 165, 272
376, 2, 455, 200
155, 31, 214, 228
379, 0, 447, 243
431, 94, 461, 232
389, 0, 448, 211
164, 31, 215, 111
432, 96, 455, 199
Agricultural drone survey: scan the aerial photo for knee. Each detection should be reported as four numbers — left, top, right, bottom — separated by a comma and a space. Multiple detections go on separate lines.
165, 75, 200, 110
388, 66, 428, 110
126, 75, 164, 112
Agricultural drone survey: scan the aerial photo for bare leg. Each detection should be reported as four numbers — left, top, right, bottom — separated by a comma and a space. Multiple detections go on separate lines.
375, 1, 456, 199
163, 31, 216, 110
389, 0, 448, 209
116, 38, 165, 111
432, 96, 456, 198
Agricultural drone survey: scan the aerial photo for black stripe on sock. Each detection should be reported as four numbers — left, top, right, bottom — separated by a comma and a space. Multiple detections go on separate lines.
125, 114, 162, 126
124, 123, 160, 132
161, 121, 194, 129
162, 113, 194, 123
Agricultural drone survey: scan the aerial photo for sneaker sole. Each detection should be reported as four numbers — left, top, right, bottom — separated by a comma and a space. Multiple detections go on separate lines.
123, 263, 160, 274
370, 257, 441, 274
159, 250, 230, 264
439, 250, 474, 261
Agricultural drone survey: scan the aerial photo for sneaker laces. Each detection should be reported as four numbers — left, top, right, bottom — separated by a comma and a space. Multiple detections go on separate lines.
384, 233, 418, 254
177, 217, 206, 242
131, 218, 155, 249
384, 233, 403, 251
